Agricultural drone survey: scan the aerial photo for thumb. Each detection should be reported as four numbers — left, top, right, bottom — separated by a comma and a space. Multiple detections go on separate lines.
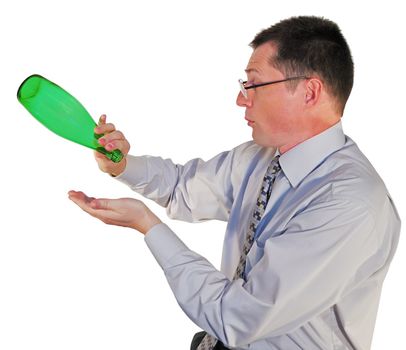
94, 150, 106, 159
90, 198, 110, 210
98, 114, 107, 125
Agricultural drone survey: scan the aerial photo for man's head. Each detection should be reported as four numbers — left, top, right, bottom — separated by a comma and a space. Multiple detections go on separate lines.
250, 16, 353, 112
237, 16, 354, 152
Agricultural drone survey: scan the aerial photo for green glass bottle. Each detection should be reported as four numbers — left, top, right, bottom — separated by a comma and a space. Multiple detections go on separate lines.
17, 74, 123, 163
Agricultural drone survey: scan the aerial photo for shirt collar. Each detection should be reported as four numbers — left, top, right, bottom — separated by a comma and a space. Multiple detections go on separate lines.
278, 121, 346, 188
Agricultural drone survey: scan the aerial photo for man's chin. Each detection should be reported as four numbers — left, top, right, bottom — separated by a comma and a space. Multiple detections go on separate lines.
252, 135, 275, 149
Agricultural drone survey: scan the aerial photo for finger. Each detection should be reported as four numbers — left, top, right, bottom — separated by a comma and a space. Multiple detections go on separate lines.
68, 190, 95, 205
93, 151, 110, 169
94, 122, 116, 135
90, 198, 111, 210
98, 114, 106, 125
67, 190, 86, 200
93, 149, 119, 171
68, 192, 103, 218
68, 191, 111, 212
100, 130, 125, 143
97, 130, 124, 146
98, 133, 130, 154
103, 139, 130, 154
94, 115, 107, 134
93, 150, 106, 160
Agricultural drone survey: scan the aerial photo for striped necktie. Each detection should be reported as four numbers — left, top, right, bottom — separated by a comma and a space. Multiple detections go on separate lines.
197, 155, 281, 350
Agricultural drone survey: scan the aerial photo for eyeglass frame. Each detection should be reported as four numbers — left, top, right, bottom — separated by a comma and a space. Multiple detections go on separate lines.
238, 76, 309, 98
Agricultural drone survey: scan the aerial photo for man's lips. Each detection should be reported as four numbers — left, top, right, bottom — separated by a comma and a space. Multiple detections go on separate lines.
245, 116, 255, 125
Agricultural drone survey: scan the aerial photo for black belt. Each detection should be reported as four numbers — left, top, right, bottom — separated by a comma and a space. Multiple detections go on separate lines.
190, 331, 230, 350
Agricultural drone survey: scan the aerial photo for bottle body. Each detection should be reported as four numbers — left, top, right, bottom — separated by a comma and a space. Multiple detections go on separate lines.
17, 74, 123, 163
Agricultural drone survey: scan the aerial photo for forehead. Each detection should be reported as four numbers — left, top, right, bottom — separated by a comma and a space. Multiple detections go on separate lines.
246, 43, 279, 75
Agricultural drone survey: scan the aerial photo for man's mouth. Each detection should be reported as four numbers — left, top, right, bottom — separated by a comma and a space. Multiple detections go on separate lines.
245, 116, 255, 126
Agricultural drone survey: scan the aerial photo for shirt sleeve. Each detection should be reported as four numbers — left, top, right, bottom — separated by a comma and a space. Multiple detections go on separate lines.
144, 197, 383, 349
115, 142, 254, 222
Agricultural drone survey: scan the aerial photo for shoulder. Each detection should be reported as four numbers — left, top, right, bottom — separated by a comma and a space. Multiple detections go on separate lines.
309, 136, 388, 218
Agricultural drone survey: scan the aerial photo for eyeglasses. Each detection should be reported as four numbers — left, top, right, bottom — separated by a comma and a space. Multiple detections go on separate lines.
238, 76, 309, 98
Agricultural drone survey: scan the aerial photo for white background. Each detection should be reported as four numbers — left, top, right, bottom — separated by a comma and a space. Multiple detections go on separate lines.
1, 0, 405, 349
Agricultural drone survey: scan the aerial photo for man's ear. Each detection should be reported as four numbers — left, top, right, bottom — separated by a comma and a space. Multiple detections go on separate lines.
305, 78, 323, 106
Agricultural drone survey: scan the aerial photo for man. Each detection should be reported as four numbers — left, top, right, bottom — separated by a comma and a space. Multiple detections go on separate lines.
68, 16, 400, 349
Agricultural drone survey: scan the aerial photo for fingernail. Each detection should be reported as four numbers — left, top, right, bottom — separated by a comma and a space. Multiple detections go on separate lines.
99, 138, 105, 145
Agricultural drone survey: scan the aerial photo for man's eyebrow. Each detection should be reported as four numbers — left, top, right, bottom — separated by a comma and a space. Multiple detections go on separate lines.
244, 68, 260, 74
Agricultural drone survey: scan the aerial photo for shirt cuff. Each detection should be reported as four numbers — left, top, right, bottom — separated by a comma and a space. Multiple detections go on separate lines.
144, 223, 189, 269
113, 155, 148, 188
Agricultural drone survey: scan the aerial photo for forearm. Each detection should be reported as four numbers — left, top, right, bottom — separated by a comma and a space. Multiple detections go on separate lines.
115, 155, 178, 207
116, 150, 237, 223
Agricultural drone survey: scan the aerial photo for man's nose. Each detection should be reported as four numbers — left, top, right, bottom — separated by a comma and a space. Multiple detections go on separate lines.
236, 91, 252, 108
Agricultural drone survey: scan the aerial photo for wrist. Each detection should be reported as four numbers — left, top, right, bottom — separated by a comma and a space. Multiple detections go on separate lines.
110, 158, 127, 177
134, 210, 162, 235
145, 216, 162, 234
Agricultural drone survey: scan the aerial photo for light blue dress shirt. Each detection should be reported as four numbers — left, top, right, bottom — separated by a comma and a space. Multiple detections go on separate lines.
116, 121, 400, 350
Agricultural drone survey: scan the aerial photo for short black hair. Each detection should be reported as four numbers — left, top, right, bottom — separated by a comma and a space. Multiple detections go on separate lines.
250, 16, 354, 114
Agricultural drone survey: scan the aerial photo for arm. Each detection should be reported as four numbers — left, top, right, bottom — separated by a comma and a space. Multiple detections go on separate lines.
115, 141, 261, 223
116, 150, 237, 222
145, 197, 383, 348
93, 115, 244, 222
67, 188, 395, 348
